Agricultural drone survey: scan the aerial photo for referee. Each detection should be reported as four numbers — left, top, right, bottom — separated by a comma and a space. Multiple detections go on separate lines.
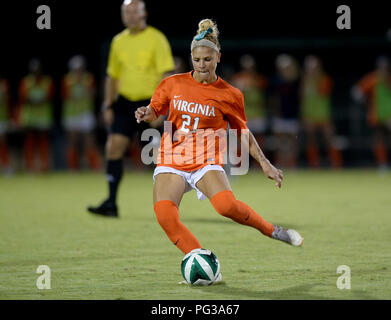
88, 0, 174, 217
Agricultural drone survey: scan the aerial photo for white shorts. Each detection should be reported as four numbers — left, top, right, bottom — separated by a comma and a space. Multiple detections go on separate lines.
64, 112, 95, 132
153, 165, 225, 200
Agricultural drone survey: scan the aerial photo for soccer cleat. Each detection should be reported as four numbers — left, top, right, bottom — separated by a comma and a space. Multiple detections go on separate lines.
87, 200, 118, 217
272, 226, 304, 247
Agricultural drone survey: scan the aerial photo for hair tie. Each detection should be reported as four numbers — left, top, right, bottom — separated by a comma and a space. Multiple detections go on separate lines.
194, 27, 213, 41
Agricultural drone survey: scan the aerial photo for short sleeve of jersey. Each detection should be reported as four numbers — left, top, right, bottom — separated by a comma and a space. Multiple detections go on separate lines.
149, 77, 171, 117
106, 38, 120, 79
154, 31, 175, 75
225, 90, 248, 131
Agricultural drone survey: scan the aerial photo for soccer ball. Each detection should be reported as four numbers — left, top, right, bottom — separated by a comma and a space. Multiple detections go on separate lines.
181, 248, 221, 285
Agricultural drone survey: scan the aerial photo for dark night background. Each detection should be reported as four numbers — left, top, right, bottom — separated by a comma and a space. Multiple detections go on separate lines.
2, 0, 390, 83
1, 0, 390, 167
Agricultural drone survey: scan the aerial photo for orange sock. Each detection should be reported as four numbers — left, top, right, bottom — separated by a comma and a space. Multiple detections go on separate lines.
306, 144, 320, 168
154, 200, 201, 254
374, 142, 388, 166
67, 147, 79, 169
24, 133, 35, 170
328, 146, 343, 168
39, 133, 49, 171
86, 147, 101, 170
0, 141, 10, 167
286, 154, 298, 169
210, 190, 275, 237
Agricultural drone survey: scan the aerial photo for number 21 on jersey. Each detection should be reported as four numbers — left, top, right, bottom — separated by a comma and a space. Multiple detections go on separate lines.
180, 114, 200, 133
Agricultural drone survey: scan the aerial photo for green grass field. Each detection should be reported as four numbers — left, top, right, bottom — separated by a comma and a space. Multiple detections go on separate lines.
1, 169, 390, 300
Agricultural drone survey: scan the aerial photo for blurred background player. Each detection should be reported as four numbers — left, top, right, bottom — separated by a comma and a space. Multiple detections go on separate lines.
87, 0, 174, 217
0, 74, 12, 174
17, 59, 54, 172
300, 55, 343, 168
61, 55, 101, 171
352, 55, 391, 170
231, 54, 268, 168
269, 54, 301, 169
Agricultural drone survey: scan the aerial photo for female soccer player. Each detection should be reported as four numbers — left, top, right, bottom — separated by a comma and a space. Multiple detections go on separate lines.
18, 59, 54, 172
62, 55, 101, 171
352, 56, 391, 169
300, 55, 343, 168
135, 19, 303, 255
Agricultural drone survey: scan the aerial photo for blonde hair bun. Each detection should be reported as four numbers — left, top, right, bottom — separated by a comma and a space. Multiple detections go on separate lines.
194, 19, 221, 51
197, 19, 219, 39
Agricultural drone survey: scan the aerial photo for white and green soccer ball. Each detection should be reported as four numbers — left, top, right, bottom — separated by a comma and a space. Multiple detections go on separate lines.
181, 248, 222, 285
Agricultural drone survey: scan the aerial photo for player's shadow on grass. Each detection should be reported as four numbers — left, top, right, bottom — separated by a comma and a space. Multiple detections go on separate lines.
192, 282, 377, 300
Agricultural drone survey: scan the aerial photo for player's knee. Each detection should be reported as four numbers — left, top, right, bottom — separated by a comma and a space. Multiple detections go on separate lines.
105, 140, 116, 157
210, 190, 238, 218
105, 138, 124, 159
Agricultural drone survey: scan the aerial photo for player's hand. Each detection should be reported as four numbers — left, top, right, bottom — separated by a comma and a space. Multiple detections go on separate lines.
103, 108, 114, 126
135, 106, 153, 123
260, 160, 284, 188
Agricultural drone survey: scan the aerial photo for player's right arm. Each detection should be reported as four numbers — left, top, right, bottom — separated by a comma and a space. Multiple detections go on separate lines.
135, 105, 157, 123
103, 35, 122, 126
102, 75, 119, 126
247, 130, 283, 188
136, 76, 171, 124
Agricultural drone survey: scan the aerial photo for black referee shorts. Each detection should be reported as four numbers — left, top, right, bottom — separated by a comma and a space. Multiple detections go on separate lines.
110, 95, 151, 140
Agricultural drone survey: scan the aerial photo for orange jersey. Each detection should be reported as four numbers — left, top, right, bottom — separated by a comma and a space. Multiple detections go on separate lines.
150, 71, 248, 172
356, 71, 391, 125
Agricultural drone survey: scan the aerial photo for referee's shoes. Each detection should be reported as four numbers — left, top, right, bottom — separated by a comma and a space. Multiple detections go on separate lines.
87, 200, 118, 217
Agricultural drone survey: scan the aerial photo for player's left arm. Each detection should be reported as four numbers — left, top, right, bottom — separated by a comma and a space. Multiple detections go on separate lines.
243, 129, 284, 188
228, 89, 282, 187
